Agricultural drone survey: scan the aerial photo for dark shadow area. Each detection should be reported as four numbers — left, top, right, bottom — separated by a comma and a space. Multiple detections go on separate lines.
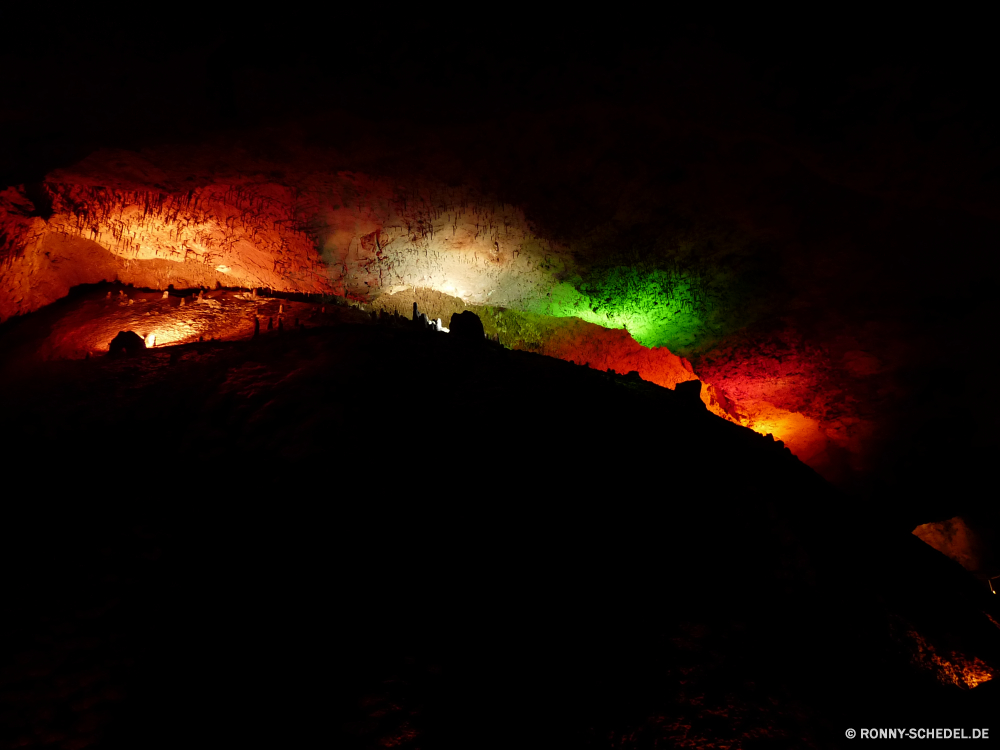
0, 281, 123, 364
2, 14, 1000, 748
1, 322, 997, 748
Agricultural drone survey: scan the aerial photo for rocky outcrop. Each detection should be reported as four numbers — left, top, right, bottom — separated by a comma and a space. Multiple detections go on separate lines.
448, 310, 485, 341
107, 330, 145, 357
913, 517, 996, 578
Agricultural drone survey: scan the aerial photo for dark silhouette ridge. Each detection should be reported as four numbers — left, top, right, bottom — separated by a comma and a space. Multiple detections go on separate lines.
0, 322, 995, 749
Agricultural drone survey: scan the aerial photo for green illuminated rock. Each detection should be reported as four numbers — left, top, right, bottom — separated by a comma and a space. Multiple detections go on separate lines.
527, 265, 714, 352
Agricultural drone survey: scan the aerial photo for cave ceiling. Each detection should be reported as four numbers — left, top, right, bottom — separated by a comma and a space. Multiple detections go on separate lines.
1, 15, 998, 506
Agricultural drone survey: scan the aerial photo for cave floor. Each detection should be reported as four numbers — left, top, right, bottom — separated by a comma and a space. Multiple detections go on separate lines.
0, 296, 998, 749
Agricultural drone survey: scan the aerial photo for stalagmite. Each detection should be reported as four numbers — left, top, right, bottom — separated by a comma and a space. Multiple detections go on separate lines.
162, 290, 169, 299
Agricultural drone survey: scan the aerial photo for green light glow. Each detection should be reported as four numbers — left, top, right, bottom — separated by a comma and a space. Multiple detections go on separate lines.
527, 265, 714, 350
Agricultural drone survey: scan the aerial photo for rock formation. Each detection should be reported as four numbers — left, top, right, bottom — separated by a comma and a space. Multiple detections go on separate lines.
448, 310, 485, 342
107, 330, 145, 357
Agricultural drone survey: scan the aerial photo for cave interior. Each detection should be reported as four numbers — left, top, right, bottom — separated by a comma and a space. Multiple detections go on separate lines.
1, 14, 998, 749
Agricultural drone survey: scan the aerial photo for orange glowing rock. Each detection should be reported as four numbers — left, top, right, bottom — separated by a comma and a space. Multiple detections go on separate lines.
531, 319, 743, 423
0, 147, 869, 483
903, 626, 996, 689
0, 150, 561, 325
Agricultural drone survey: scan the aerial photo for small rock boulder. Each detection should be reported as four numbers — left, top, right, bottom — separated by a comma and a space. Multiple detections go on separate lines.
449, 311, 485, 342
108, 330, 146, 357
675, 379, 706, 408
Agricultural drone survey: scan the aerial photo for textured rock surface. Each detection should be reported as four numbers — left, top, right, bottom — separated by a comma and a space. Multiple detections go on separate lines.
0, 149, 766, 453
0, 149, 561, 323
914, 517, 996, 577
0, 132, 993, 493
3, 15, 999, 507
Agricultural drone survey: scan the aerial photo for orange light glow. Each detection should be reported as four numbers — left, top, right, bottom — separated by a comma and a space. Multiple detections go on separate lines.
744, 406, 829, 464
141, 323, 194, 347
903, 628, 995, 689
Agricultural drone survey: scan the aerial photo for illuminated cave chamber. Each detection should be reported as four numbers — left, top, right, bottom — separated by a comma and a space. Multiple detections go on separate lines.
4, 289, 998, 747
0, 148, 858, 480
5, 19, 1000, 748
913, 518, 998, 585
2, 154, 998, 746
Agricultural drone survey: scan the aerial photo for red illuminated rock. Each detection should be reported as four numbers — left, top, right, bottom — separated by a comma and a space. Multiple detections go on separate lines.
913, 517, 994, 576
0, 144, 916, 488
0, 149, 564, 327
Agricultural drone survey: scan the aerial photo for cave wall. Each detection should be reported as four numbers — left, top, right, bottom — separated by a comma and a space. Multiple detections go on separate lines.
2, 132, 979, 490
0, 149, 572, 324
0, 146, 845, 474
